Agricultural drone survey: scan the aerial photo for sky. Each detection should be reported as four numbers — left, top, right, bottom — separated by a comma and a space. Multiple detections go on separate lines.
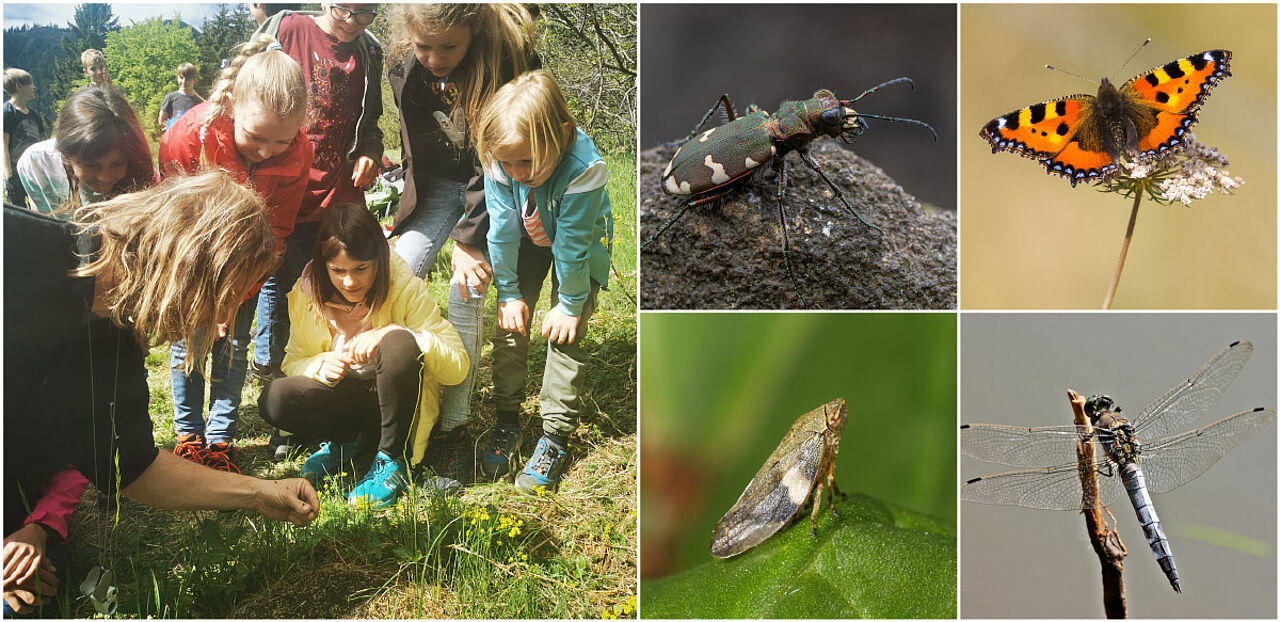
4, 3, 227, 31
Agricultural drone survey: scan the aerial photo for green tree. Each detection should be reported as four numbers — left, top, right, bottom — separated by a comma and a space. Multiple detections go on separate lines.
538, 3, 637, 152
197, 4, 256, 94
54, 4, 121, 103
103, 17, 199, 139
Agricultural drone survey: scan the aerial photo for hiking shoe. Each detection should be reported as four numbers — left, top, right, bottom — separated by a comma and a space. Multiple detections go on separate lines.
348, 451, 408, 509
269, 428, 306, 461
423, 427, 474, 487
300, 440, 360, 483
480, 423, 522, 480
515, 435, 569, 494
173, 433, 207, 464
203, 442, 241, 474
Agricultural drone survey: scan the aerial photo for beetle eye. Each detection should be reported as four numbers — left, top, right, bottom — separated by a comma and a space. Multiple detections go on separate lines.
820, 108, 842, 127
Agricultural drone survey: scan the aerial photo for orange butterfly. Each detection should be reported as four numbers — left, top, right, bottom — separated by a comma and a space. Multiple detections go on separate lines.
980, 50, 1231, 186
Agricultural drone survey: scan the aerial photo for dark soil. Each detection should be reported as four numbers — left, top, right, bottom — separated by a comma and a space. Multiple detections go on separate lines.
640, 138, 956, 309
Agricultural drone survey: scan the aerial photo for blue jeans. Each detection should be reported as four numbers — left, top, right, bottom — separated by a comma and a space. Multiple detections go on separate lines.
392, 176, 484, 431
254, 222, 320, 370
171, 298, 257, 444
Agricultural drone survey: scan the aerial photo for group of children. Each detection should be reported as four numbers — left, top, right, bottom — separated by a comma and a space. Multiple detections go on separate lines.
3, 3, 614, 509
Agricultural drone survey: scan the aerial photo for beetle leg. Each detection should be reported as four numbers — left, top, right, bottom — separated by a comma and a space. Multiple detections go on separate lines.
810, 479, 825, 537
641, 200, 697, 248
797, 149, 884, 236
667, 94, 738, 148
774, 158, 809, 308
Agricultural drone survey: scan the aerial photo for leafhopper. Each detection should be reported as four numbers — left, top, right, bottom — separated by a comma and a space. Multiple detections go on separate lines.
711, 398, 849, 558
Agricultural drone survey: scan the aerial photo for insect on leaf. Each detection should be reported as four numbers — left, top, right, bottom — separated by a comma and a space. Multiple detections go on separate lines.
711, 398, 849, 558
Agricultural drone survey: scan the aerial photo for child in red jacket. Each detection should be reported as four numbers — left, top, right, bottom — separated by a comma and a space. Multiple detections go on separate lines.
158, 34, 313, 472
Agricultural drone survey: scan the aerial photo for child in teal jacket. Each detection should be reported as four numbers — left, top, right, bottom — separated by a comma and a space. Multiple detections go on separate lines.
475, 69, 613, 493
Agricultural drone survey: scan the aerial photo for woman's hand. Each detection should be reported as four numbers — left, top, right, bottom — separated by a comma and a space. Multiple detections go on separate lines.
3, 523, 58, 614
497, 299, 530, 336
450, 242, 493, 302
351, 156, 379, 189
541, 307, 581, 345
348, 326, 405, 365
318, 351, 352, 384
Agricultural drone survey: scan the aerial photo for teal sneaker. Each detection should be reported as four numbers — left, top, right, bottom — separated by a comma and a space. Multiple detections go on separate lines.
515, 435, 569, 494
348, 451, 408, 508
480, 423, 523, 480
300, 440, 360, 483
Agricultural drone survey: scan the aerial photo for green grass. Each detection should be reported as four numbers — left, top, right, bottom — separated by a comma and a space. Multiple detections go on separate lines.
56, 149, 637, 619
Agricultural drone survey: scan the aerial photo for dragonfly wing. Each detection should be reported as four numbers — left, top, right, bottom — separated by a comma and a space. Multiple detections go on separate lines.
1132, 340, 1253, 441
1141, 407, 1276, 494
962, 459, 1126, 510
960, 423, 1092, 467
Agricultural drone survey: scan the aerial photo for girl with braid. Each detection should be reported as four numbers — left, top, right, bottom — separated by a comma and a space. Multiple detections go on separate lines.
158, 34, 313, 472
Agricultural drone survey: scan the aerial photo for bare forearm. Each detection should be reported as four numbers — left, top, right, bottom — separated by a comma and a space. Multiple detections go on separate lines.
122, 451, 259, 511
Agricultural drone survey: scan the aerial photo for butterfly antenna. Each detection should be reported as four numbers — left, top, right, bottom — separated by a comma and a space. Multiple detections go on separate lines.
1114, 38, 1152, 79
1043, 63, 1094, 86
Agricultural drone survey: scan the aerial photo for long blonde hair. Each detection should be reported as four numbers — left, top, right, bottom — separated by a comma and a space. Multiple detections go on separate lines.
389, 4, 535, 138
475, 70, 575, 181
204, 33, 307, 129
71, 171, 279, 373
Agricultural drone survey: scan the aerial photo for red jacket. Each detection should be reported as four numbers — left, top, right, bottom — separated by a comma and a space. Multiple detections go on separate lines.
159, 101, 313, 253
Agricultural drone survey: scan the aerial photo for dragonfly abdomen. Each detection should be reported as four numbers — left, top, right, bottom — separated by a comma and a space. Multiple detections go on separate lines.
1121, 462, 1182, 593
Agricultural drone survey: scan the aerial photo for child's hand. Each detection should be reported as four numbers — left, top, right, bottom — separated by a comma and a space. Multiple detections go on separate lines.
541, 307, 581, 345
352, 156, 378, 189
450, 242, 493, 301
349, 326, 402, 365
497, 299, 530, 336
318, 351, 352, 384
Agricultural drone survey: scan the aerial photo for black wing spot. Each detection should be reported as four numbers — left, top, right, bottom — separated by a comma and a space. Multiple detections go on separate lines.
1055, 122, 1069, 136
1054, 100, 1067, 116
1028, 103, 1046, 124
1163, 61, 1186, 79
1189, 54, 1209, 71
966, 477, 982, 484
1144, 73, 1160, 87
1156, 92, 1170, 104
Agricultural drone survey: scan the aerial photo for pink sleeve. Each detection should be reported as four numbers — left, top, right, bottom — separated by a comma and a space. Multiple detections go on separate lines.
23, 466, 90, 540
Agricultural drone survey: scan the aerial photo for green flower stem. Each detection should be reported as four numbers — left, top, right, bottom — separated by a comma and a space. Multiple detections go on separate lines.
1102, 192, 1143, 310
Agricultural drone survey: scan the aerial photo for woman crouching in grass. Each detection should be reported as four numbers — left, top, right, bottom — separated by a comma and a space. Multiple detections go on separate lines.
260, 203, 468, 508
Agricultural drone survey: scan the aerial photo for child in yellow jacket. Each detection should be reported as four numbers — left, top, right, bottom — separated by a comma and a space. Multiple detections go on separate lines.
259, 203, 468, 507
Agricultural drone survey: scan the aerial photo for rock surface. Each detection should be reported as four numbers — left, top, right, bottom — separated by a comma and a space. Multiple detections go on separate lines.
640, 138, 957, 309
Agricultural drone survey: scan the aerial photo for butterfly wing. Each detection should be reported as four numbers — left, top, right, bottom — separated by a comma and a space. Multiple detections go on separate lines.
1122, 50, 1232, 156
980, 95, 1118, 185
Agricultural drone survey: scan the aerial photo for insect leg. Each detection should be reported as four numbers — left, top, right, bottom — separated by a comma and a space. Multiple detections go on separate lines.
797, 149, 884, 236
641, 200, 695, 249
847, 77, 915, 103
826, 461, 841, 518
665, 94, 738, 148
810, 480, 825, 537
774, 158, 809, 307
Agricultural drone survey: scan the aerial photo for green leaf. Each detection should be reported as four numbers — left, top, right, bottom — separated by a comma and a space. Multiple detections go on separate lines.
642, 494, 955, 619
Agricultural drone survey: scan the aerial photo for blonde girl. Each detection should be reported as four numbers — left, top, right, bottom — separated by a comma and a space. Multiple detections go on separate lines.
7, 172, 320, 563
473, 70, 613, 493
384, 3, 537, 488
259, 203, 469, 508
158, 33, 313, 472
16, 84, 156, 216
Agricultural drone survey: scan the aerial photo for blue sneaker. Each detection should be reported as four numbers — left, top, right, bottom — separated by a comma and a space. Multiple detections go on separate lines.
515, 435, 569, 494
348, 451, 408, 508
300, 440, 360, 482
480, 423, 523, 480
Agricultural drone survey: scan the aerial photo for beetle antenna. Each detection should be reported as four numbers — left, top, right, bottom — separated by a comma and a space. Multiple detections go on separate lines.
845, 77, 914, 103
1114, 38, 1152, 79
850, 113, 938, 141
1043, 63, 1095, 86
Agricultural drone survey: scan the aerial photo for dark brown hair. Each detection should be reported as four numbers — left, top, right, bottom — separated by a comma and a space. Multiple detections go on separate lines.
56, 84, 156, 208
312, 202, 391, 314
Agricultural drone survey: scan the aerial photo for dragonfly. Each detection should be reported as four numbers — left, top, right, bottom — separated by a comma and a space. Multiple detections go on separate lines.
962, 340, 1275, 593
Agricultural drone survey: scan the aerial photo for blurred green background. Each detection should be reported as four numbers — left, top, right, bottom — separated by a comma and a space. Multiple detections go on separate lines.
961, 4, 1276, 309
639, 313, 956, 578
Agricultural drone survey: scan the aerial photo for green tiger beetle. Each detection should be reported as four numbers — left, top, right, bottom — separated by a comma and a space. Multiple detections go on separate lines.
642, 79, 936, 306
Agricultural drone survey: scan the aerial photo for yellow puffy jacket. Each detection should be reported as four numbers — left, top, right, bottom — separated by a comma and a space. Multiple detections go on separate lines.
281, 252, 469, 465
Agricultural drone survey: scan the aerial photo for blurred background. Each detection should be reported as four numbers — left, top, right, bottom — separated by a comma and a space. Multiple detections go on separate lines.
961, 4, 1276, 309
961, 314, 1277, 618
641, 4, 956, 212
640, 313, 956, 578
